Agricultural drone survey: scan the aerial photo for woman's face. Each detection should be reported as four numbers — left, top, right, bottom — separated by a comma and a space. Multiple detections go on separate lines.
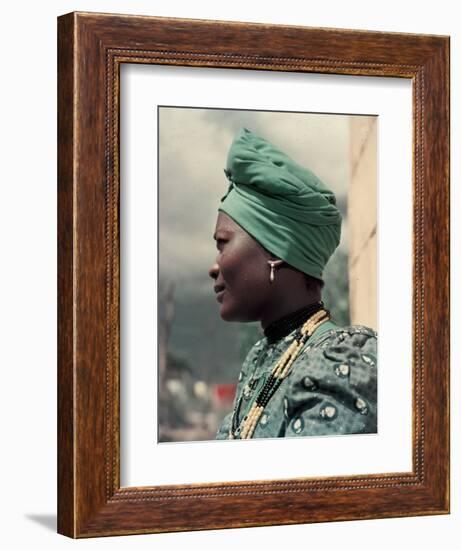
208, 212, 274, 322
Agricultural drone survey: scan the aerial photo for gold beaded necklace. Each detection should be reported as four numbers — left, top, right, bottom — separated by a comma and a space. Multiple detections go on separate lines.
229, 308, 330, 439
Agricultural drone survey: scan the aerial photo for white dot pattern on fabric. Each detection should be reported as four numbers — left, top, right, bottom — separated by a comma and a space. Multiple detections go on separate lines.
320, 405, 337, 420
355, 397, 368, 414
335, 363, 350, 377
292, 417, 303, 433
303, 376, 315, 389
361, 354, 375, 366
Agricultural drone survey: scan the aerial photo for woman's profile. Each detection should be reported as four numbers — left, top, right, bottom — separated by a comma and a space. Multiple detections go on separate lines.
209, 128, 377, 440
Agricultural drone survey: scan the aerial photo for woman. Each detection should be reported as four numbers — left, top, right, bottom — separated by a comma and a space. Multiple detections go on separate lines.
209, 128, 377, 440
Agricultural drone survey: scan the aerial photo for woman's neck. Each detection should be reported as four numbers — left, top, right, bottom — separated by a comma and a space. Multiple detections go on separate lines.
263, 301, 324, 343
260, 290, 322, 331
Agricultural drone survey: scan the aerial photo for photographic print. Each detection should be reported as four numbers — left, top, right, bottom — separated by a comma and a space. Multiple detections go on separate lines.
158, 107, 377, 442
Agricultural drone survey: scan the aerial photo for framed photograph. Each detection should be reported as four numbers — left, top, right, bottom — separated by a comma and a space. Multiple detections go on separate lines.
57, 12, 449, 537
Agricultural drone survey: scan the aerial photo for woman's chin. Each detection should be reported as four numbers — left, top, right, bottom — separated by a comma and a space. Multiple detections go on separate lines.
219, 302, 254, 323
218, 299, 240, 322
219, 305, 237, 322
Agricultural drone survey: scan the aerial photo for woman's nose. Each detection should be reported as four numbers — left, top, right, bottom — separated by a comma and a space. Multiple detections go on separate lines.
208, 262, 219, 280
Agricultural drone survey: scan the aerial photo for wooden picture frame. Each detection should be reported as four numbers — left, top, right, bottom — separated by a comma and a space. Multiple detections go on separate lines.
57, 12, 450, 537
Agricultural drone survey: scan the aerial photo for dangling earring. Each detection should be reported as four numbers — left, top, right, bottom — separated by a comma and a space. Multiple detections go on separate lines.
267, 259, 284, 283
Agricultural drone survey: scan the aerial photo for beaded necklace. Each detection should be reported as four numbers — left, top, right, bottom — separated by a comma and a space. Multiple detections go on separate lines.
229, 308, 330, 439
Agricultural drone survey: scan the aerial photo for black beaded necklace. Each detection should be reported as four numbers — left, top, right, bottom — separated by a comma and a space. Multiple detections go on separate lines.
264, 301, 324, 344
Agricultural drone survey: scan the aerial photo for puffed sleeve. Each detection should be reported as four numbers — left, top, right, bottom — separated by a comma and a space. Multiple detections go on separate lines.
282, 328, 377, 437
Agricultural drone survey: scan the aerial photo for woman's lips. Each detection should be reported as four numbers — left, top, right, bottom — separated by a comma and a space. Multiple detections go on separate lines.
214, 284, 226, 303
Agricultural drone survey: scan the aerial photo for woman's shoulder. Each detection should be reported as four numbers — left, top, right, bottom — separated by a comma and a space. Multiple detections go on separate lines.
280, 323, 377, 437
308, 323, 377, 359
311, 323, 376, 343
298, 323, 377, 375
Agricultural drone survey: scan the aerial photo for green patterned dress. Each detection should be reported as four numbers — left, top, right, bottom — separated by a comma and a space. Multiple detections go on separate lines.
216, 321, 377, 439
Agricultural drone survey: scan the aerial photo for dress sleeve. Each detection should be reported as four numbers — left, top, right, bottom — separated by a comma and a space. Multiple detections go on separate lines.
282, 328, 377, 437
215, 338, 266, 440
216, 411, 233, 440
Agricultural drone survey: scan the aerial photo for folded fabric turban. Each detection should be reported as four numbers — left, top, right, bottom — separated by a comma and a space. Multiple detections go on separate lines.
219, 128, 342, 280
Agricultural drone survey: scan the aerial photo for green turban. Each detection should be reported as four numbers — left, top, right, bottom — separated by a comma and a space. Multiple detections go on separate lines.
219, 128, 342, 280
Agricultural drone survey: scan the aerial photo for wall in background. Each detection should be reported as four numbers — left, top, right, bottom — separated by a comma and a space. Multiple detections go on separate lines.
349, 117, 378, 330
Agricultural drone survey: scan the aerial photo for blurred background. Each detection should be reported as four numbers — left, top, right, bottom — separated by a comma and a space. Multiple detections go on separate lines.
158, 107, 377, 442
